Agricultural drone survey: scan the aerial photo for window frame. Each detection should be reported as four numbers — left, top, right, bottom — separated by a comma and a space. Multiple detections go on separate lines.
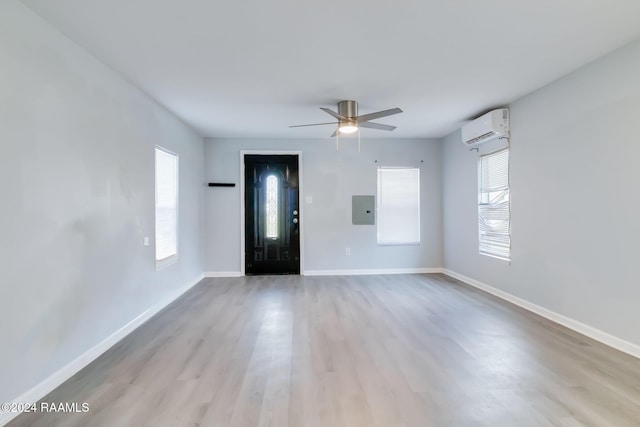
477, 148, 510, 261
376, 167, 421, 246
155, 146, 179, 268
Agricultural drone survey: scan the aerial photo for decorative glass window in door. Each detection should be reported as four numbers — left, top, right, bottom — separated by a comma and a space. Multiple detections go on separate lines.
265, 175, 278, 239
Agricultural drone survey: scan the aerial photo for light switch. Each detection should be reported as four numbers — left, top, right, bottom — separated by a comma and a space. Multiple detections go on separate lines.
305, 196, 313, 204
143, 237, 150, 246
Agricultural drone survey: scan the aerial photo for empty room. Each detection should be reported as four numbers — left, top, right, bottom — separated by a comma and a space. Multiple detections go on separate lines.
2, 0, 640, 426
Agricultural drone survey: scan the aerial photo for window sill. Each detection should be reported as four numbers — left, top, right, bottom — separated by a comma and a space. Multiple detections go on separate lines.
156, 254, 178, 271
377, 241, 421, 246
479, 251, 510, 262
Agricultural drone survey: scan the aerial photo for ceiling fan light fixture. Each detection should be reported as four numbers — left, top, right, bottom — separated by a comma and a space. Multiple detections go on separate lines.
338, 122, 358, 134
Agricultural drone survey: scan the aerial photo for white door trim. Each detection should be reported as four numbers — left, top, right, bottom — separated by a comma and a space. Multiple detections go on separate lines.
240, 150, 304, 276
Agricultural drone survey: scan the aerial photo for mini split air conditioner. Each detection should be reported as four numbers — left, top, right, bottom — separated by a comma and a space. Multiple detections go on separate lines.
461, 108, 509, 146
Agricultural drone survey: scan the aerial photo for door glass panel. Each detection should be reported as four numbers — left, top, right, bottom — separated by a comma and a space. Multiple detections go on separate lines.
266, 175, 278, 239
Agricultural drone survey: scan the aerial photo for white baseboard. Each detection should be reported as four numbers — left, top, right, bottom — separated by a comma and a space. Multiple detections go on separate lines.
442, 269, 640, 360
1, 274, 204, 427
204, 271, 243, 278
303, 267, 443, 276
205, 269, 444, 278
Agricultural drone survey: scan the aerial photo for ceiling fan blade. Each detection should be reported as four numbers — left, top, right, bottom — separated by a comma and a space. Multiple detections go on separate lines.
358, 122, 396, 131
289, 122, 338, 128
356, 107, 403, 123
320, 107, 346, 120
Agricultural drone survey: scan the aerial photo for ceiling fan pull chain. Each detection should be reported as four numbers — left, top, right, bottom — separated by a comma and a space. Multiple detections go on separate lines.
358, 129, 361, 153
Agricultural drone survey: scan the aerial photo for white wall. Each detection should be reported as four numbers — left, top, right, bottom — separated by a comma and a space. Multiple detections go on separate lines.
0, 0, 204, 405
442, 38, 640, 348
205, 138, 442, 274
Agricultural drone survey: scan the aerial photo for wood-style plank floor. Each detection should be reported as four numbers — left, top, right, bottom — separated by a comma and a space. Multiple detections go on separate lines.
8, 274, 640, 426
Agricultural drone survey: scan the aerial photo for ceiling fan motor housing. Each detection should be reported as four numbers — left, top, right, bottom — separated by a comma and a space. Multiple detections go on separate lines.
338, 100, 358, 120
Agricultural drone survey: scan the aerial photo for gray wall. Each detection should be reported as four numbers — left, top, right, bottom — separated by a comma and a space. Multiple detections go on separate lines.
0, 1, 204, 403
442, 38, 640, 347
205, 138, 442, 273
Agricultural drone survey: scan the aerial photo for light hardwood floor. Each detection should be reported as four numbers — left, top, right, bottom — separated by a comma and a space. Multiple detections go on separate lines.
8, 274, 640, 426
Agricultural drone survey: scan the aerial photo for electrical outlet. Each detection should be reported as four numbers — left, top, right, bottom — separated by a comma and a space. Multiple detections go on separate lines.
345, 247, 351, 256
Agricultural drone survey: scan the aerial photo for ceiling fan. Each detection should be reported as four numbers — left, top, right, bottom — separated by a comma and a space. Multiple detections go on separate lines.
290, 100, 403, 137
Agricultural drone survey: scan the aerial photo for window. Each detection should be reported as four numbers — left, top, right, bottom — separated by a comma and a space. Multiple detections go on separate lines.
265, 175, 278, 239
155, 147, 178, 262
478, 149, 510, 260
377, 167, 420, 245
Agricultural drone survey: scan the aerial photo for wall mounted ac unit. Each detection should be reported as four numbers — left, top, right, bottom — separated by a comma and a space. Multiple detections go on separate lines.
461, 108, 509, 146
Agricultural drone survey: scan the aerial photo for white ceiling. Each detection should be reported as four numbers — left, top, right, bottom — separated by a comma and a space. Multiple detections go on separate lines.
20, 0, 640, 139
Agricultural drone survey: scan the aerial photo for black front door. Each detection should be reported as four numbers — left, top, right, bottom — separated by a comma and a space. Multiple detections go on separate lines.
244, 155, 300, 275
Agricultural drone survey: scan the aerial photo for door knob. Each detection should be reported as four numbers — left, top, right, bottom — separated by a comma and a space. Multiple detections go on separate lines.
293, 210, 298, 216
293, 218, 298, 224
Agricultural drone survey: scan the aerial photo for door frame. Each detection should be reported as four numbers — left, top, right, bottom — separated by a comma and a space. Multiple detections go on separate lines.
240, 150, 304, 276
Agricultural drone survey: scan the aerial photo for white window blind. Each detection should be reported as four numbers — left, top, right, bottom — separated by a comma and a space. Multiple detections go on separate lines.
155, 147, 178, 262
377, 168, 420, 245
478, 149, 510, 260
